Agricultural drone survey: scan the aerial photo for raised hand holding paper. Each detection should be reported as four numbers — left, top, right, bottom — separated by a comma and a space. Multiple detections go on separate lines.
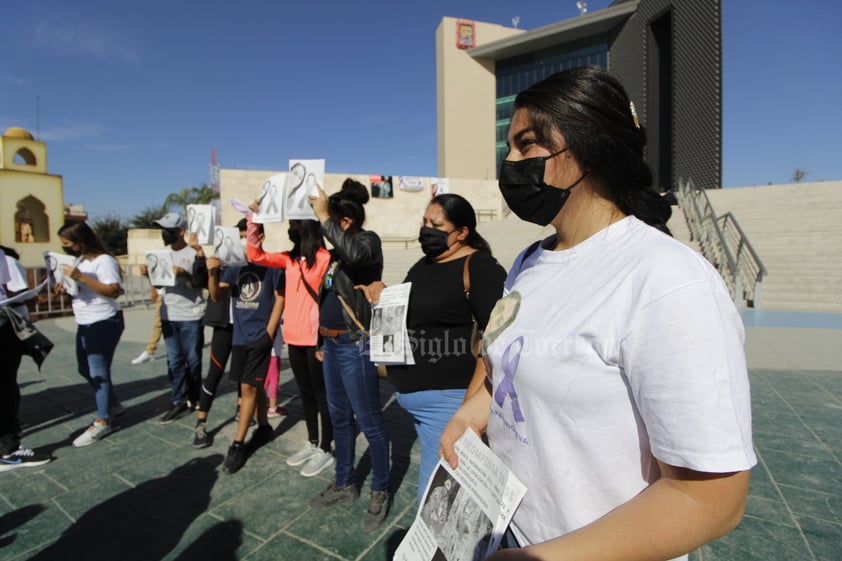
186, 204, 216, 245
253, 174, 286, 223
145, 249, 176, 287
285, 159, 324, 220
213, 226, 247, 265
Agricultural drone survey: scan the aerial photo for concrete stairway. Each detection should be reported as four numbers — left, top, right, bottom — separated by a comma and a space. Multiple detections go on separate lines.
382, 206, 696, 284
380, 213, 552, 285
383, 182, 842, 314
666, 204, 700, 252
704, 182, 842, 313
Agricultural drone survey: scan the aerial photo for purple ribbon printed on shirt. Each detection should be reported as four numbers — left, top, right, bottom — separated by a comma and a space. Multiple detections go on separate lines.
495, 336, 524, 422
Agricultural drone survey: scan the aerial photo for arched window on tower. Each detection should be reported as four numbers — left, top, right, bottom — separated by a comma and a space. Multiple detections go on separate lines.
15, 195, 50, 243
13, 147, 37, 166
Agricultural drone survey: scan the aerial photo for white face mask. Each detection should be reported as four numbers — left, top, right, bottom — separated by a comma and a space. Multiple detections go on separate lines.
240, 238, 248, 251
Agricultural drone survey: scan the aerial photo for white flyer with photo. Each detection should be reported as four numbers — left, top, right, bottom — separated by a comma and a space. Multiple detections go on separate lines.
43, 251, 79, 296
285, 159, 324, 220
186, 204, 216, 245
213, 226, 248, 266
253, 173, 287, 224
144, 249, 176, 287
430, 177, 450, 198
394, 428, 527, 561
396, 176, 426, 192
369, 282, 414, 365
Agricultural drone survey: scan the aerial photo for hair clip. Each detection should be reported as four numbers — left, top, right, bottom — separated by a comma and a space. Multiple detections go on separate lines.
629, 101, 640, 129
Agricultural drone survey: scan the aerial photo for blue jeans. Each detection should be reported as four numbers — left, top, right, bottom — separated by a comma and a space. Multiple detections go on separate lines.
76, 312, 124, 420
161, 319, 204, 405
322, 333, 390, 492
396, 388, 466, 503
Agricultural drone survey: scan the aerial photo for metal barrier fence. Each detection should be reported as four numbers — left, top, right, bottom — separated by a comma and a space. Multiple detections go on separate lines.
25, 270, 155, 321
676, 178, 767, 308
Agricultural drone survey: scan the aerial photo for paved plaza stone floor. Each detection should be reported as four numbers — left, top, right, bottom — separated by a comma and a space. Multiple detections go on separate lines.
1, 307, 840, 560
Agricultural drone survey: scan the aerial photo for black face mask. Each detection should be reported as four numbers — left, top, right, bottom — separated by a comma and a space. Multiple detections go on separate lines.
161, 229, 180, 246
418, 226, 453, 258
63, 246, 81, 257
288, 229, 301, 244
498, 149, 587, 226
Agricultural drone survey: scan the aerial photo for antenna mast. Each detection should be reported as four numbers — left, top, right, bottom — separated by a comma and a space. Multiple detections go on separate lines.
210, 146, 220, 192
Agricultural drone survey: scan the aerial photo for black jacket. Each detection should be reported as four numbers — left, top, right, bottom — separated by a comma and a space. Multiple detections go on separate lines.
321, 219, 383, 341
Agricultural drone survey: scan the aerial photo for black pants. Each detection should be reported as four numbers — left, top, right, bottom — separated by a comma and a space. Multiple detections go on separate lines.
198, 325, 233, 414
0, 322, 24, 455
287, 344, 333, 451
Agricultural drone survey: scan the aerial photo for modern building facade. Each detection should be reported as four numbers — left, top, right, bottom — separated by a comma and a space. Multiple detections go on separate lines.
436, 0, 722, 190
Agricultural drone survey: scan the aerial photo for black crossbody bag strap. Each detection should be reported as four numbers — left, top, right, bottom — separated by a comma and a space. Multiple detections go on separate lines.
298, 260, 320, 304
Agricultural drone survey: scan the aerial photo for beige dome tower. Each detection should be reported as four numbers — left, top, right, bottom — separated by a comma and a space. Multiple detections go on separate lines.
0, 126, 65, 266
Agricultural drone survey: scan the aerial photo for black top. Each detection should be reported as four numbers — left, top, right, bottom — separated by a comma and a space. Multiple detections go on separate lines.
319, 261, 347, 330
388, 251, 506, 393
319, 220, 384, 339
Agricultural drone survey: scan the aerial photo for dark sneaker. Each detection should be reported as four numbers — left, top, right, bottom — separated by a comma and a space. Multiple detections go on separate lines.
159, 402, 190, 425
0, 447, 53, 472
223, 442, 246, 474
193, 422, 211, 448
309, 481, 359, 509
361, 490, 390, 532
248, 424, 274, 449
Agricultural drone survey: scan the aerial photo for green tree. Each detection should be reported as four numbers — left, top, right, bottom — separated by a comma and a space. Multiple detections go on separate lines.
91, 213, 128, 256
130, 205, 167, 229
162, 183, 219, 214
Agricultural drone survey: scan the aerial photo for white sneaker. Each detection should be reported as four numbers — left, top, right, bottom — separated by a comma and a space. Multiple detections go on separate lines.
73, 420, 112, 447
300, 449, 334, 477
286, 442, 319, 467
131, 351, 154, 365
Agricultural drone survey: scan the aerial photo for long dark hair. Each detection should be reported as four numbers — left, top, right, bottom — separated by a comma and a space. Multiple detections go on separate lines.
328, 178, 369, 231
58, 221, 111, 257
513, 66, 672, 235
431, 194, 493, 254
289, 220, 325, 268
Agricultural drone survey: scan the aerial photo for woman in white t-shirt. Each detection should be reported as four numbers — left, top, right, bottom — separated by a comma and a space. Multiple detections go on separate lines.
441, 67, 756, 561
56, 221, 125, 448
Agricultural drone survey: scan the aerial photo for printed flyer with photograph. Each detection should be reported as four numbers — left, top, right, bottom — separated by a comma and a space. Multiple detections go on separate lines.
394, 429, 526, 561
369, 282, 414, 365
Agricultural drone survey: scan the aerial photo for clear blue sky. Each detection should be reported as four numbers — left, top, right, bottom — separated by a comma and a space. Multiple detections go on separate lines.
2, 0, 840, 221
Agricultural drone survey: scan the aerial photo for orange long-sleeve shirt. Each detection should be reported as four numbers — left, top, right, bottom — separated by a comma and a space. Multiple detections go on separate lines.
246, 231, 331, 346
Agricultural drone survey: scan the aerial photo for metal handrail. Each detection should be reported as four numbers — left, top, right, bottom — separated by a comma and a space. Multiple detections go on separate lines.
717, 212, 768, 302
676, 178, 766, 308
380, 236, 419, 249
